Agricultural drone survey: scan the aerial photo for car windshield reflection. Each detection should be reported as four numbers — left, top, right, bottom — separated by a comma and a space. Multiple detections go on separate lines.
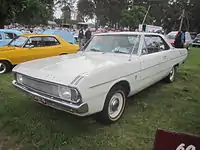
8, 36, 28, 47
84, 35, 140, 55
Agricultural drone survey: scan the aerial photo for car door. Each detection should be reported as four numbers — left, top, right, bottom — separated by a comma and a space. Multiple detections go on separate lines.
160, 36, 183, 75
139, 34, 165, 89
22, 36, 48, 62
154, 35, 175, 76
41, 36, 64, 56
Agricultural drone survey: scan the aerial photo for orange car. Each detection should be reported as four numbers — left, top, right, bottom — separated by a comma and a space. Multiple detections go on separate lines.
0, 34, 80, 74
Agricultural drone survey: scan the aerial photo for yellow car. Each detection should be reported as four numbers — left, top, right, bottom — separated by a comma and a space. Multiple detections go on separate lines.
0, 34, 80, 74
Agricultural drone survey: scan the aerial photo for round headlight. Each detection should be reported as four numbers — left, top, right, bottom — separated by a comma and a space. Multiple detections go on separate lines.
16, 74, 23, 85
58, 85, 81, 103
58, 86, 71, 100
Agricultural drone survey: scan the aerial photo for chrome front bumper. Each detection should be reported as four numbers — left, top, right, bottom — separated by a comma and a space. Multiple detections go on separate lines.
12, 80, 88, 116
192, 42, 200, 46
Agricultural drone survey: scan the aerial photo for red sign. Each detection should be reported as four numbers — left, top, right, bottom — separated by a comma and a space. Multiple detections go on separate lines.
154, 129, 200, 150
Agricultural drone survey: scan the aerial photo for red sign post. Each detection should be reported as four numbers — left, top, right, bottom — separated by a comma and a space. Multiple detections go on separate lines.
154, 129, 200, 150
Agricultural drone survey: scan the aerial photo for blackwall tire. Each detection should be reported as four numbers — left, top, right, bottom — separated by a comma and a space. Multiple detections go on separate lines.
0, 61, 12, 74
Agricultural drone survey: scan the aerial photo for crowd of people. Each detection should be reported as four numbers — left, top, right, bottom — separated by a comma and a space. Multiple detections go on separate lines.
4, 23, 187, 49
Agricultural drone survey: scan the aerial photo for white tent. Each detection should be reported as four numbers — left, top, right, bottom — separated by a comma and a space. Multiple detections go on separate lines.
48, 21, 57, 26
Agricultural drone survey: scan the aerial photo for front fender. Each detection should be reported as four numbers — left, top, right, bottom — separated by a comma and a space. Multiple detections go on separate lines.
0, 57, 13, 65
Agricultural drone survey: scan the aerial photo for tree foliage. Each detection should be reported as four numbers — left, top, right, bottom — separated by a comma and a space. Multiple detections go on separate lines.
77, 0, 200, 32
0, 0, 54, 28
121, 5, 152, 29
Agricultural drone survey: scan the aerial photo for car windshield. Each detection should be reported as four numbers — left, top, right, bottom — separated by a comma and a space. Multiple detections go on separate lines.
8, 36, 28, 47
84, 35, 140, 54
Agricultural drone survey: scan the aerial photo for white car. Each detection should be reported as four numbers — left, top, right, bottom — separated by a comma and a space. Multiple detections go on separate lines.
12, 32, 188, 124
166, 31, 193, 48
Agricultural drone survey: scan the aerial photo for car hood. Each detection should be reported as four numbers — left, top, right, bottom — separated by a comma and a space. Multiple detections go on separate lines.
0, 46, 18, 52
13, 52, 131, 86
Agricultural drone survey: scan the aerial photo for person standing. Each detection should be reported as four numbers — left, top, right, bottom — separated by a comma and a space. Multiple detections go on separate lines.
85, 28, 92, 43
174, 31, 184, 48
78, 27, 84, 48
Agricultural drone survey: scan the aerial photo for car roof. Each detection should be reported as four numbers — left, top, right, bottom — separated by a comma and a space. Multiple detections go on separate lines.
94, 32, 162, 36
0, 29, 22, 35
43, 29, 75, 44
21, 34, 58, 37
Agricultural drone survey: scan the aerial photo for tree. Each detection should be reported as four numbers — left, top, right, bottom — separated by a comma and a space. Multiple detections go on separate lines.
121, 5, 152, 29
0, 0, 54, 28
78, 0, 200, 31
61, 6, 71, 23
77, 0, 95, 20
17, 0, 54, 25
0, 0, 26, 28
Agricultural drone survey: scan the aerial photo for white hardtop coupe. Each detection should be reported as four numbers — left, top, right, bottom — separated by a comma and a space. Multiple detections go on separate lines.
12, 32, 188, 124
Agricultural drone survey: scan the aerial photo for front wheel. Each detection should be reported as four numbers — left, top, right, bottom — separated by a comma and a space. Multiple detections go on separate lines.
0, 61, 12, 74
96, 85, 127, 124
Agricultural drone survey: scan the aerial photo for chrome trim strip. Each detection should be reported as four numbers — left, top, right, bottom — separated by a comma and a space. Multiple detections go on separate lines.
13, 72, 79, 90
74, 76, 84, 85
71, 75, 81, 85
89, 54, 187, 88
12, 80, 88, 115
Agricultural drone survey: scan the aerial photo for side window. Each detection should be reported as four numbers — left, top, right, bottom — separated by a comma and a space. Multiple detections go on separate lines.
13, 34, 17, 39
142, 35, 170, 55
5, 32, 14, 39
0, 34, 2, 40
152, 36, 170, 51
24, 37, 42, 48
42, 37, 60, 46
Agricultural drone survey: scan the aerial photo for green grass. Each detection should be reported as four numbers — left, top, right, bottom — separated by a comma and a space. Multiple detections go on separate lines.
1, 48, 200, 150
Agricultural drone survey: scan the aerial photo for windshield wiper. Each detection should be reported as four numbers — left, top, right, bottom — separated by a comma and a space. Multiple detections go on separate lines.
113, 51, 128, 54
90, 48, 102, 52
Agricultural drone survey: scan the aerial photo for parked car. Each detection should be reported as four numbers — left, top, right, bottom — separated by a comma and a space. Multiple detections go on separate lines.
0, 29, 22, 47
43, 30, 76, 44
190, 32, 197, 41
12, 32, 188, 124
166, 31, 177, 46
166, 31, 192, 49
192, 34, 200, 47
0, 34, 79, 74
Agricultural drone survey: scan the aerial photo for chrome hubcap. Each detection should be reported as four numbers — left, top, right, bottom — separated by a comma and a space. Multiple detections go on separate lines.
111, 98, 120, 112
0, 63, 6, 74
169, 68, 175, 81
108, 92, 124, 119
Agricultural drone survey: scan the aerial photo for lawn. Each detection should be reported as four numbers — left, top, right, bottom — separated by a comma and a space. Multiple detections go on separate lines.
1, 48, 200, 150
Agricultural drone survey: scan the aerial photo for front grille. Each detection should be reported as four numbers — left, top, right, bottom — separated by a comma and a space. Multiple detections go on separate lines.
22, 76, 59, 97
